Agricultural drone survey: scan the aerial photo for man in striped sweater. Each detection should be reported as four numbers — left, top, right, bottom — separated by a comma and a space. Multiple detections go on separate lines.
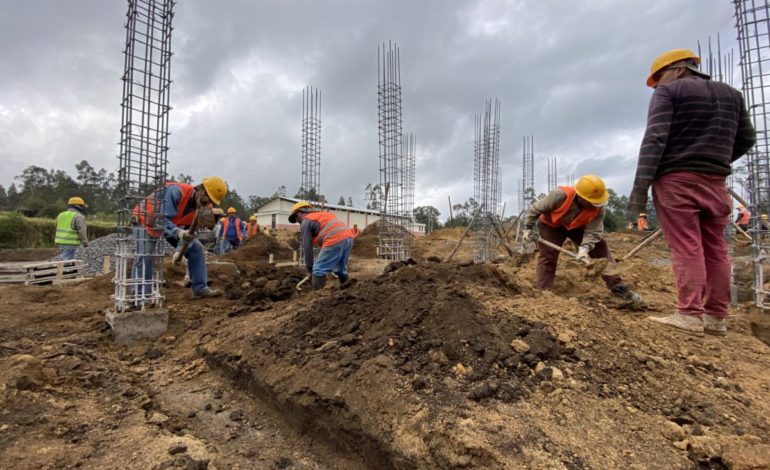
629, 49, 755, 336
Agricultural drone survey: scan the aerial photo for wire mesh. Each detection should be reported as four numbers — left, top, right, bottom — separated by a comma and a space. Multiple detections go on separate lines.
522, 135, 535, 208
377, 41, 409, 260
113, 0, 174, 312
300, 86, 322, 201
734, 0, 770, 309
473, 99, 501, 262
402, 132, 416, 253
547, 157, 558, 192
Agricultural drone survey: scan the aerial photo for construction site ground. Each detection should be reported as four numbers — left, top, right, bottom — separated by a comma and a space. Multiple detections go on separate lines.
1, 229, 769, 469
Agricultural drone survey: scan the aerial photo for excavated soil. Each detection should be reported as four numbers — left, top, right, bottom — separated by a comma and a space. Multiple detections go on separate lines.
1, 231, 770, 469
221, 232, 295, 263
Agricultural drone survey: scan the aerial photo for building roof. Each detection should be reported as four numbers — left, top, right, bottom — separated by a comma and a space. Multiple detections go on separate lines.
260, 196, 381, 215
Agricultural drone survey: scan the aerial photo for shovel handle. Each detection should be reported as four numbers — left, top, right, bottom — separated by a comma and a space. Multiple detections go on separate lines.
173, 214, 199, 265
621, 228, 663, 261
296, 275, 310, 291
536, 238, 590, 265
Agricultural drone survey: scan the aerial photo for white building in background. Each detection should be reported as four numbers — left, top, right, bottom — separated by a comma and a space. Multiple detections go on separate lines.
254, 196, 425, 236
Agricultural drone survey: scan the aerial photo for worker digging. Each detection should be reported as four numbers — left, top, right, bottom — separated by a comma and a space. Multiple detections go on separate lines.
132, 176, 228, 300
630, 48, 756, 336
289, 200, 356, 290
522, 174, 641, 303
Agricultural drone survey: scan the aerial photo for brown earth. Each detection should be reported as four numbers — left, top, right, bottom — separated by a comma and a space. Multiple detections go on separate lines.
0, 248, 58, 262
1, 231, 769, 469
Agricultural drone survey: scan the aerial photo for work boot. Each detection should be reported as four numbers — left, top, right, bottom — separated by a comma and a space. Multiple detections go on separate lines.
611, 285, 641, 303
337, 273, 349, 285
647, 313, 704, 336
191, 287, 221, 299
311, 275, 326, 290
703, 314, 727, 336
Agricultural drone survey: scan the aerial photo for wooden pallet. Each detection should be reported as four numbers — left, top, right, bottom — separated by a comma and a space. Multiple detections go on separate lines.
24, 260, 85, 285
0, 262, 29, 284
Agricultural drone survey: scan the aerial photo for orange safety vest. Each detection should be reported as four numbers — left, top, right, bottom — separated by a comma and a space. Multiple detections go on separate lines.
738, 209, 750, 225
304, 211, 354, 247
637, 217, 648, 230
221, 217, 243, 241
539, 186, 601, 230
246, 222, 259, 236
133, 182, 197, 238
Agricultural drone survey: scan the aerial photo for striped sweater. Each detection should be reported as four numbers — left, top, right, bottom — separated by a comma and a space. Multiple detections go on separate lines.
629, 76, 755, 212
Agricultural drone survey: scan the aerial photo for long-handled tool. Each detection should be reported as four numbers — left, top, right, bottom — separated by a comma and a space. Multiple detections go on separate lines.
296, 275, 310, 291
601, 228, 664, 276
172, 214, 198, 265
536, 237, 592, 265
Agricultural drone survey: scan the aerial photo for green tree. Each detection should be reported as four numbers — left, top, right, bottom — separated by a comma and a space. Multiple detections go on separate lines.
220, 188, 248, 216
413, 206, 441, 232
364, 183, 384, 211
0, 185, 7, 210
603, 188, 628, 232
6, 183, 19, 209
337, 196, 346, 206
347, 196, 354, 207
248, 195, 272, 213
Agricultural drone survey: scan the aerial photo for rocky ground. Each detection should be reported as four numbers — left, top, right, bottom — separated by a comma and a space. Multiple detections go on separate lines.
0, 230, 769, 469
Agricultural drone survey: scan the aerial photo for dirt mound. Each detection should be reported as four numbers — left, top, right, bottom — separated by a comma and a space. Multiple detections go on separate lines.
351, 221, 380, 258
220, 233, 293, 263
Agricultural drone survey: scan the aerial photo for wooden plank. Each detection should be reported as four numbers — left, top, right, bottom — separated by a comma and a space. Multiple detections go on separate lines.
22, 260, 82, 270
26, 266, 84, 277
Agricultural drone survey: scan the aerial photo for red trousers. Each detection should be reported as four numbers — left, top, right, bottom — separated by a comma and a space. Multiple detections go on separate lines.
535, 223, 624, 290
652, 172, 731, 319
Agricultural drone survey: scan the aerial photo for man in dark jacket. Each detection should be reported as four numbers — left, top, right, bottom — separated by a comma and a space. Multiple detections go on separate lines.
630, 49, 756, 336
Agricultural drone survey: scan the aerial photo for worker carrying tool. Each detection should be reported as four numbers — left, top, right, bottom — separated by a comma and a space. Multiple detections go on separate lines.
246, 215, 259, 237
289, 201, 355, 290
637, 213, 649, 231
522, 175, 640, 302
219, 207, 246, 252
735, 205, 750, 232
55, 197, 89, 261
630, 48, 755, 336
132, 176, 227, 300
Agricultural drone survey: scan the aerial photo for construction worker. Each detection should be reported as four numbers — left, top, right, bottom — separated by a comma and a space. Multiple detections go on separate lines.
735, 205, 750, 232
208, 208, 226, 254
132, 176, 228, 300
522, 175, 640, 302
351, 224, 361, 237
219, 207, 246, 252
246, 215, 259, 237
55, 197, 89, 261
629, 49, 755, 336
289, 201, 355, 290
637, 213, 649, 231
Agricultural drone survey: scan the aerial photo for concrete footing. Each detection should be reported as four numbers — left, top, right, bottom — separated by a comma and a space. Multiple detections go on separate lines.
105, 307, 168, 344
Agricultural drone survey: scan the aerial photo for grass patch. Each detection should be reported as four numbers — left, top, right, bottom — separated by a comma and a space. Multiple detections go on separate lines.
0, 211, 115, 249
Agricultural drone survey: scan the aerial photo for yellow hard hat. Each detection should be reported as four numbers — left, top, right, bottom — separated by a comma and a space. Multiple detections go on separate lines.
68, 196, 87, 207
227, 207, 236, 214
249, 215, 257, 221
201, 176, 228, 206
647, 49, 701, 87
289, 201, 312, 223
639, 213, 647, 217
574, 175, 609, 206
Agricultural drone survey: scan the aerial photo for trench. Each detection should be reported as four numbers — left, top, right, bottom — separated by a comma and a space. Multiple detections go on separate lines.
201, 348, 419, 470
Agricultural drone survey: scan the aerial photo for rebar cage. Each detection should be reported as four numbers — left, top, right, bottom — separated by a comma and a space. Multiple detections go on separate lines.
473, 99, 501, 262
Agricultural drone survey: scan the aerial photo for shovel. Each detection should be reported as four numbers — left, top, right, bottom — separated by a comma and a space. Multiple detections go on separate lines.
601, 228, 664, 276
536, 238, 593, 266
296, 275, 310, 291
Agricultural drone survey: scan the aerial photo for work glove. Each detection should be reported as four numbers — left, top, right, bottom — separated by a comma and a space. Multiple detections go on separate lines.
522, 228, 538, 242
576, 245, 591, 263
178, 229, 195, 243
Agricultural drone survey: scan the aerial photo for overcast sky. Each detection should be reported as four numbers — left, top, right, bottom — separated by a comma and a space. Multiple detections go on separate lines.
0, 0, 738, 217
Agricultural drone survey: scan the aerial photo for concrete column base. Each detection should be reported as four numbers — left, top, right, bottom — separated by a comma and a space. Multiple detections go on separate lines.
105, 308, 168, 344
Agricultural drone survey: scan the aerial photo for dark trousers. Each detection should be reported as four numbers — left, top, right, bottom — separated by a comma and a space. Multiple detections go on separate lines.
535, 223, 623, 290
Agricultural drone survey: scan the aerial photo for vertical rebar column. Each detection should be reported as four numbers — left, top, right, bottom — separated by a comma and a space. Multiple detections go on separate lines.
522, 135, 535, 207
517, 179, 524, 214
377, 42, 407, 260
734, 0, 770, 309
473, 99, 501, 262
402, 132, 416, 251
113, 0, 174, 313
547, 157, 558, 192
301, 86, 322, 201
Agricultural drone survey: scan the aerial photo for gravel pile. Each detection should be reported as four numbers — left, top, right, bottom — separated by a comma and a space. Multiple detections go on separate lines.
52, 233, 175, 275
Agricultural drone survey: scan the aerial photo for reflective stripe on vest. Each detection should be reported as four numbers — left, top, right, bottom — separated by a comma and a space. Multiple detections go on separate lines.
539, 186, 600, 230
738, 209, 750, 225
133, 183, 196, 238
55, 210, 81, 245
221, 217, 243, 240
305, 211, 354, 247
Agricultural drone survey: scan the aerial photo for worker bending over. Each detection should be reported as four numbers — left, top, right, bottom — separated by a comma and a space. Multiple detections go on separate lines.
522, 174, 640, 302
55, 197, 89, 260
637, 213, 649, 231
133, 176, 227, 300
630, 49, 755, 335
289, 201, 355, 290
735, 205, 750, 232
